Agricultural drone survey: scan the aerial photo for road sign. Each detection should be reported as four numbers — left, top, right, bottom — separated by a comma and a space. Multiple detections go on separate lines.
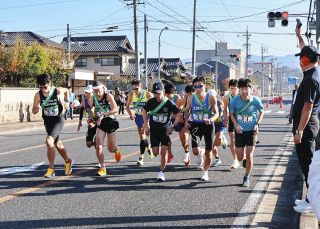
288, 77, 297, 85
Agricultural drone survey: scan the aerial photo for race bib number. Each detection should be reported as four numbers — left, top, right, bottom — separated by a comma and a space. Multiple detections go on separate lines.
237, 114, 253, 123
192, 113, 208, 121
152, 114, 168, 123
44, 106, 59, 116
135, 107, 143, 114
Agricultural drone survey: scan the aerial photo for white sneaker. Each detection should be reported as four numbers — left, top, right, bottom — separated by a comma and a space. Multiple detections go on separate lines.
212, 158, 222, 167
157, 171, 165, 182
201, 170, 209, 181
183, 153, 190, 166
197, 151, 204, 168
230, 160, 240, 169
293, 202, 313, 213
295, 199, 308, 206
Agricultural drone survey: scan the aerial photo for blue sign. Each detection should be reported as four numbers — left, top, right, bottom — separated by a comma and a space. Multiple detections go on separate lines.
288, 77, 297, 85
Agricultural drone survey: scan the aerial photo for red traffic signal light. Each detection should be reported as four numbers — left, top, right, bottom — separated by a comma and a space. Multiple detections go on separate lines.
281, 11, 289, 26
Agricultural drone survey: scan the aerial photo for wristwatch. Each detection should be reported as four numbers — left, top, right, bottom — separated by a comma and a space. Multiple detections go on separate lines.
295, 129, 303, 135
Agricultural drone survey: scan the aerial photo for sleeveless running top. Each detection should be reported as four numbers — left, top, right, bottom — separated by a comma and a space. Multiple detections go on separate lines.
191, 93, 213, 123
132, 90, 148, 115
39, 87, 62, 118
93, 93, 111, 118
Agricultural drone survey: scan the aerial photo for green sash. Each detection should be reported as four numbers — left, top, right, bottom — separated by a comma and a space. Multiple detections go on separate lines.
149, 98, 168, 115
41, 87, 56, 109
193, 94, 212, 115
93, 94, 109, 113
236, 97, 253, 115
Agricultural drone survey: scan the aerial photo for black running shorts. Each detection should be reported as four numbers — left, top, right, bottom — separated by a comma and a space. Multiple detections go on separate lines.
189, 122, 214, 151
86, 125, 97, 142
150, 128, 170, 147
235, 130, 256, 148
97, 117, 119, 134
44, 116, 64, 143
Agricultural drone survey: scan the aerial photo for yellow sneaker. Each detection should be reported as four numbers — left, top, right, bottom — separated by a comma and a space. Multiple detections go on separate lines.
114, 150, 122, 162
96, 168, 107, 176
44, 168, 55, 178
65, 159, 74, 175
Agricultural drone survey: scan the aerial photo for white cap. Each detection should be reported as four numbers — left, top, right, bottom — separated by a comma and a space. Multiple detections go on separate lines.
84, 85, 93, 93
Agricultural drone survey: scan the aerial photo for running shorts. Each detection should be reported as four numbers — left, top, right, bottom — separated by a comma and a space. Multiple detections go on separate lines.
97, 117, 119, 134
189, 122, 214, 151
150, 128, 170, 147
44, 116, 64, 143
235, 130, 256, 148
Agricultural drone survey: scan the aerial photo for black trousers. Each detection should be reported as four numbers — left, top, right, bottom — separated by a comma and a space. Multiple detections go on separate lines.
293, 116, 319, 189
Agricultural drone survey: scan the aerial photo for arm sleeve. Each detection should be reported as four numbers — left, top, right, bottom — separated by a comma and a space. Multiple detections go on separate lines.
79, 106, 85, 121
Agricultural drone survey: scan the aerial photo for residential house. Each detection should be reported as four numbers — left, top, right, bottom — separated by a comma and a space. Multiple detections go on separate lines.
196, 42, 245, 78
251, 70, 272, 97
61, 35, 134, 94
196, 60, 236, 92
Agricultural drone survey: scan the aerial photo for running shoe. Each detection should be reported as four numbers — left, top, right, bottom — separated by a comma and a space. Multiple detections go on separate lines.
242, 175, 250, 187
295, 199, 308, 206
44, 167, 55, 178
242, 159, 247, 168
201, 170, 209, 181
167, 152, 174, 163
293, 202, 313, 213
183, 152, 191, 166
114, 150, 122, 162
157, 171, 165, 181
65, 159, 74, 175
96, 168, 107, 176
230, 160, 240, 169
221, 135, 229, 149
212, 158, 222, 167
137, 156, 144, 166
197, 151, 204, 168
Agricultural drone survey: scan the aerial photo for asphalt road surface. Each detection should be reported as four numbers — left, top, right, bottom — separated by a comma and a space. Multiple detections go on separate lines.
0, 103, 301, 228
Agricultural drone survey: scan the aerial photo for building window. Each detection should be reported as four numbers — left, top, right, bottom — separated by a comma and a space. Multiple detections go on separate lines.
76, 58, 87, 67
94, 58, 101, 64
101, 58, 114, 66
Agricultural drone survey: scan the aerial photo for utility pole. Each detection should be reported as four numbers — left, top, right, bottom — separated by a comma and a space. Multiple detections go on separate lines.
144, 14, 148, 89
261, 45, 265, 97
191, 0, 197, 77
243, 27, 251, 78
67, 24, 71, 68
215, 42, 219, 92
316, 0, 320, 47
133, 0, 140, 80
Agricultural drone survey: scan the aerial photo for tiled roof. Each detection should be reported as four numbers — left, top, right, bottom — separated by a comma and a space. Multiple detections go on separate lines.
61, 35, 133, 53
0, 31, 62, 48
123, 58, 185, 76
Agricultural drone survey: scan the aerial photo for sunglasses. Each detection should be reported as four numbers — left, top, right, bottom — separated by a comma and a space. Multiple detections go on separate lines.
194, 85, 204, 89
39, 85, 48, 90
132, 87, 139, 90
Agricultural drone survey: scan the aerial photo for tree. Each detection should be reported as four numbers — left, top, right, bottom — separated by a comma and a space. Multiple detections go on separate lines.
0, 39, 71, 87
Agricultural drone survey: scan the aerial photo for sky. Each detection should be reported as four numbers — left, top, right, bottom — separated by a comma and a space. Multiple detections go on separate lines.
0, 0, 314, 63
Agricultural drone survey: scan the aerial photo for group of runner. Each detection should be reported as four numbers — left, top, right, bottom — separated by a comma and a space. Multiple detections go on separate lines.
32, 73, 264, 187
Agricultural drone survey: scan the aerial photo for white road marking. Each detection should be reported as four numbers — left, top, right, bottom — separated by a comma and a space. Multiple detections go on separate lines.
0, 162, 45, 175
276, 111, 286, 114
264, 110, 272, 114
230, 131, 292, 228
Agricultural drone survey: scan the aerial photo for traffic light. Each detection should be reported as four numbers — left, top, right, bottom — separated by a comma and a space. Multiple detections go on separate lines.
267, 11, 289, 27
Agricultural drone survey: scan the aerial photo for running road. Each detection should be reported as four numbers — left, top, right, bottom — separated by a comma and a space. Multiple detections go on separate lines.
0, 104, 303, 228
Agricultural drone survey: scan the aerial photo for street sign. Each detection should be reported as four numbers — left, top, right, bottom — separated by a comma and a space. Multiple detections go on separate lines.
288, 77, 297, 85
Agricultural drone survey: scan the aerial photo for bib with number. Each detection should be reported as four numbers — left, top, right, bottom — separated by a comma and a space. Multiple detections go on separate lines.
40, 87, 60, 117
191, 93, 213, 123
93, 93, 110, 118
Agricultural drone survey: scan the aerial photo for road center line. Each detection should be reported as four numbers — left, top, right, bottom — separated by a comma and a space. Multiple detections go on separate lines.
0, 126, 136, 156
0, 137, 179, 204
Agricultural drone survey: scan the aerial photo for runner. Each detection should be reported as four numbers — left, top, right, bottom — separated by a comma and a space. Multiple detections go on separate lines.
142, 82, 181, 181
32, 73, 74, 178
164, 82, 183, 163
184, 76, 219, 181
126, 79, 154, 166
90, 81, 122, 176
229, 78, 264, 187
209, 89, 225, 167
181, 85, 195, 166
223, 79, 240, 169
77, 85, 96, 149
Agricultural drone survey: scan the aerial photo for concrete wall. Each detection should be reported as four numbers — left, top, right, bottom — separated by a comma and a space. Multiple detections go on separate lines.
0, 88, 42, 124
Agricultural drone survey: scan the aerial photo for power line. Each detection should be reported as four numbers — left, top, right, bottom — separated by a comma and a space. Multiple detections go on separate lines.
0, 0, 91, 10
